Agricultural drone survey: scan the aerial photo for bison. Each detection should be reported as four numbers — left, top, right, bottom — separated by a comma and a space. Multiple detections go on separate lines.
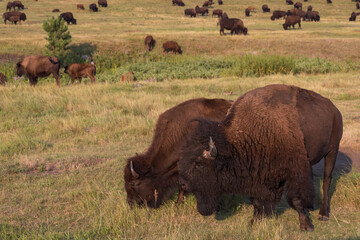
195, 5, 208, 15
6, 2, 13, 11
77, 4, 85, 10
218, 0, 223, 5
0, 72, 6, 86
307, 5, 312, 11
212, 9, 222, 17
185, 8, 196, 17
3, 11, 26, 24
283, 15, 301, 29
179, 84, 343, 231
163, 41, 182, 54
349, 12, 357, 21
8, 15, 20, 24
52, 9, 60, 12
286, 8, 306, 18
124, 98, 232, 208
262, 4, 270, 12
304, 11, 320, 22
173, 0, 185, 6
219, 15, 247, 35
327, 0, 332, 4
245, 8, 251, 17
203, 1, 213, 7
13, 1, 24, 10
294, 2, 302, 9
89, 3, 98, 12
16, 56, 61, 86
64, 63, 96, 84
144, 35, 155, 51
357, 3, 360, 9
98, 0, 108, 7
286, 0, 294, 5
59, 12, 77, 24
270, 10, 286, 20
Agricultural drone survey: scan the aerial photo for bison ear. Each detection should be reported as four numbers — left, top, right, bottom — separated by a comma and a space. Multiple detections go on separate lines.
203, 136, 217, 160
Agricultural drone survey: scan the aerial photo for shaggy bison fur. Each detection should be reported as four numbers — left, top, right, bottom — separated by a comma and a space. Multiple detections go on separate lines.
294, 2, 302, 9
179, 84, 342, 231
16, 56, 61, 86
6, 2, 13, 11
89, 3, 98, 12
286, 0, 294, 5
219, 15, 248, 35
13, 1, 24, 10
64, 63, 96, 84
163, 41, 182, 54
124, 98, 232, 208
144, 35, 156, 51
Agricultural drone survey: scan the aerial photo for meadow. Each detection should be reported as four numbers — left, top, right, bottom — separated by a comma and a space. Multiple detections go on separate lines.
1, 0, 360, 239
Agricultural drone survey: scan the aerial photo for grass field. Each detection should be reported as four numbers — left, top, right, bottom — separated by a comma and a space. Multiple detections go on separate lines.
1, 0, 360, 239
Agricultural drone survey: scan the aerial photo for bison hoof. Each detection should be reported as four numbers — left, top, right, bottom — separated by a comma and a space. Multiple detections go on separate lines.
318, 214, 329, 221
300, 222, 314, 232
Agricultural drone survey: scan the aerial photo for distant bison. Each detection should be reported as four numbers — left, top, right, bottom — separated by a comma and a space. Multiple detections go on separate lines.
0, 72, 6, 86
203, 1, 213, 7
286, 0, 294, 4
218, 0, 223, 5
144, 35, 155, 51
245, 6, 255, 17
283, 15, 301, 29
3, 11, 26, 24
173, 0, 185, 6
60, 12, 77, 24
121, 71, 136, 82
77, 4, 85, 10
163, 41, 182, 54
219, 15, 247, 35
185, 8, 196, 17
212, 9, 222, 17
270, 10, 286, 20
294, 2, 302, 9
16, 56, 61, 86
357, 3, 360, 9
13, 1, 24, 10
195, 5, 208, 15
89, 3, 98, 12
6, 2, 13, 11
349, 12, 357, 21
52, 9, 60, 12
8, 15, 20, 24
304, 11, 320, 21
307, 5, 312, 11
262, 4, 270, 12
327, 0, 332, 4
286, 8, 306, 18
124, 98, 232, 208
179, 84, 343, 231
64, 63, 96, 84
98, 0, 108, 7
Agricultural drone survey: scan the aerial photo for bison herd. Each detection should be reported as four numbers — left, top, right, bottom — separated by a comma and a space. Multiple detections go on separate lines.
124, 84, 343, 232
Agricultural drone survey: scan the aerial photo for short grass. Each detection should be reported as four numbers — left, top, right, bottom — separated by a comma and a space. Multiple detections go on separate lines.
0, 73, 359, 239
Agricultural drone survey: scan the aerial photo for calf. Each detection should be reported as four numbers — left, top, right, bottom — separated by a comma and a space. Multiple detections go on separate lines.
185, 8, 196, 17
144, 35, 155, 51
98, 0, 108, 7
270, 10, 286, 20
283, 15, 301, 29
59, 12, 77, 24
77, 4, 85, 10
163, 41, 182, 54
0, 73, 6, 86
212, 9, 222, 17
89, 3, 98, 12
64, 63, 96, 84
262, 4, 270, 12
327, 0, 332, 3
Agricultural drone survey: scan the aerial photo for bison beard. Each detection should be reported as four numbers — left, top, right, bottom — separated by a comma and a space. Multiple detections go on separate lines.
179, 84, 343, 231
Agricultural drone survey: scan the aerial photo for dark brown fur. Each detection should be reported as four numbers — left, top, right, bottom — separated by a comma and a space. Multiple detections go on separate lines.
219, 16, 247, 35
262, 4, 270, 12
286, 0, 294, 5
203, 1, 212, 7
349, 12, 357, 21
283, 15, 301, 29
77, 4, 85, 10
98, 0, 108, 7
64, 63, 96, 84
307, 5, 312, 11
8, 15, 20, 24
179, 84, 342, 231
6, 2, 14, 11
195, 5, 208, 15
327, 0, 332, 4
59, 12, 77, 24
294, 2, 302, 10
172, 0, 185, 6
3, 11, 26, 24
144, 35, 155, 51
218, 0, 223, 5
89, 3, 98, 12
162, 41, 182, 54
185, 8, 196, 17
124, 98, 233, 208
52, 9, 60, 12
16, 56, 61, 86
270, 10, 286, 20
12, 1, 24, 10
212, 9, 222, 17
0, 72, 6, 86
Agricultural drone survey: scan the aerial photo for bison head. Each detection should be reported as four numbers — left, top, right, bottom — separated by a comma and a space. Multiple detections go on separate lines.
283, 23, 288, 30
179, 119, 231, 216
16, 62, 25, 77
20, 13, 26, 21
270, 15, 275, 21
71, 18, 77, 24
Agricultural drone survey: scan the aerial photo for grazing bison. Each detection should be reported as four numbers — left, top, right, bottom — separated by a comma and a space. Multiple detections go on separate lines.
124, 98, 232, 208
89, 3, 98, 12
349, 12, 357, 21
203, 1, 213, 7
144, 35, 155, 51
179, 84, 343, 231
212, 9, 222, 17
6, 2, 13, 11
163, 41, 182, 54
64, 63, 96, 84
77, 4, 85, 10
286, 0, 294, 5
173, 0, 185, 6
283, 15, 301, 29
98, 0, 108, 7
195, 5, 208, 15
307, 5, 312, 11
3, 11, 26, 24
245, 8, 251, 16
294, 2, 302, 9
52, 9, 60, 12
270, 10, 286, 20
327, 0, 332, 3
16, 56, 61, 86
185, 8, 196, 17
262, 4, 270, 12
286, 8, 306, 18
304, 11, 320, 21
121, 71, 136, 82
13, 1, 24, 10
218, 0, 223, 5
59, 12, 77, 24
0, 72, 6, 86
219, 16, 247, 35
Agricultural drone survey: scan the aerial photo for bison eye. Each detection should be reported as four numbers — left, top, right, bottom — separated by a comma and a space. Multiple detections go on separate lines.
195, 163, 201, 169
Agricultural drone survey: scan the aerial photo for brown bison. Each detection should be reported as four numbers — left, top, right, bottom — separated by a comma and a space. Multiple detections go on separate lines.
327, 0, 332, 4
144, 35, 155, 51
8, 15, 20, 24
262, 4, 270, 12
64, 63, 96, 84
6, 2, 14, 11
185, 8, 196, 17
77, 4, 85, 10
89, 3, 98, 12
304, 11, 320, 21
203, 1, 213, 7
179, 84, 342, 231
16, 56, 61, 86
294, 2, 302, 9
219, 15, 247, 35
124, 98, 232, 208
13, 1, 24, 10
0, 72, 6, 86
212, 9, 222, 17
286, 8, 306, 18
195, 5, 208, 15
163, 41, 182, 54
52, 9, 60, 12
283, 15, 301, 29
245, 7, 255, 17
173, 0, 185, 6
3, 11, 26, 24
98, 0, 108, 7
270, 10, 286, 20
121, 71, 136, 82
59, 12, 76, 24
286, 0, 294, 4
218, 0, 223, 5
307, 5, 312, 11
357, 3, 360, 9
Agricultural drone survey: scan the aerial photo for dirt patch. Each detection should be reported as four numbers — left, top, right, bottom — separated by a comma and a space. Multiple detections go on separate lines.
0, 54, 23, 63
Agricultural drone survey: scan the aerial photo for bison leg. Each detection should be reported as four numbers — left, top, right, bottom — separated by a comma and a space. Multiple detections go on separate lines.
52, 73, 60, 86
29, 77, 38, 86
88, 74, 96, 84
298, 22, 301, 29
318, 147, 339, 221
250, 198, 275, 224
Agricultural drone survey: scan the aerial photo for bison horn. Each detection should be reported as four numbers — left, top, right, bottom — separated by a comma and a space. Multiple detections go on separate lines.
203, 136, 217, 160
130, 161, 140, 179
